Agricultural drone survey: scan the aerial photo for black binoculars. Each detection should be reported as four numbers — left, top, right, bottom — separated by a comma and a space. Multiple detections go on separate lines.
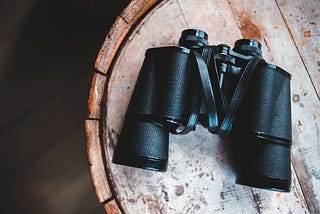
113, 29, 292, 192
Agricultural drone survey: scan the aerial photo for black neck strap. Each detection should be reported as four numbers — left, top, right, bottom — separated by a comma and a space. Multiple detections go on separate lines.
172, 47, 263, 135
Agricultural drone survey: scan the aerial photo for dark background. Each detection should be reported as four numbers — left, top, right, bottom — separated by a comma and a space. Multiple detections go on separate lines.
0, 0, 128, 213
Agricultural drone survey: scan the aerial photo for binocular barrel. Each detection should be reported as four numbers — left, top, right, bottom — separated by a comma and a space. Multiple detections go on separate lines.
232, 62, 292, 192
112, 29, 292, 192
113, 47, 193, 172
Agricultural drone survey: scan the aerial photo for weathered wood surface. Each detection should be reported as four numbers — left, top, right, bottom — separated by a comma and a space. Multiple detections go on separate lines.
276, 0, 320, 98
85, 119, 112, 202
94, 0, 158, 73
227, 0, 320, 213
86, 0, 320, 213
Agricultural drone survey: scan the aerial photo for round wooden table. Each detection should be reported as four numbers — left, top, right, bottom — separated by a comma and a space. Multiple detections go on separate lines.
85, 0, 320, 213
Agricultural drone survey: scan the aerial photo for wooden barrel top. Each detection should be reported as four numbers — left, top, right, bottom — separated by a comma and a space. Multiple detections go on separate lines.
85, 0, 320, 213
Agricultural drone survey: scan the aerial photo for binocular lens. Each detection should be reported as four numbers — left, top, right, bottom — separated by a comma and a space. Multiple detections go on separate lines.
112, 120, 169, 171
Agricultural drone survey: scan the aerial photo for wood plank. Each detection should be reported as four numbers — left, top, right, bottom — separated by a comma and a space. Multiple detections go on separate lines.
275, 2, 320, 211
86, 119, 113, 202
95, 0, 158, 74
95, 16, 130, 73
88, 72, 107, 119
276, 0, 320, 99
120, 0, 158, 25
227, 0, 320, 213
100, 0, 310, 213
177, 0, 248, 45
104, 199, 122, 214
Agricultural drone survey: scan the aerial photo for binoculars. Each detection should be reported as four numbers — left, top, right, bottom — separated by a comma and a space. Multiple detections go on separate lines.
113, 29, 292, 192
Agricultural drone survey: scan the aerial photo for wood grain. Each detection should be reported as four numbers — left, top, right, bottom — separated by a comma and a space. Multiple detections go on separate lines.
104, 199, 122, 214
94, 16, 129, 73
276, 0, 320, 99
86, 0, 320, 213
88, 72, 107, 119
87, 0, 161, 211
94, 0, 158, 74
120, 0, 158, 25
85, 119, 112, 202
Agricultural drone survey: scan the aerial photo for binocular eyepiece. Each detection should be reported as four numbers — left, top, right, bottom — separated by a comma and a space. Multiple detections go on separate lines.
112, 29, 292, 192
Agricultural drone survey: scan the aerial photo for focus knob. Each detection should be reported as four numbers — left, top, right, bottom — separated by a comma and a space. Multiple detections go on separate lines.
233, 39, 262, 56
179, 29, 208, 49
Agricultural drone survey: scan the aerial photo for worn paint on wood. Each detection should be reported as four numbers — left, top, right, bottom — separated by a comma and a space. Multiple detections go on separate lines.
275, 2, 320, 211
277, 0, 320, 98
87, 72, 107, 119
104, 199, 122, 214
86, 0, 320, 213
94, 0, 158, 74
85, 120, 112, 202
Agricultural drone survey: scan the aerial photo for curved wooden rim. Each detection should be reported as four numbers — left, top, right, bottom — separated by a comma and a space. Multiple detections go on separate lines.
85, 0, 320, 213
85, 0, 160, 213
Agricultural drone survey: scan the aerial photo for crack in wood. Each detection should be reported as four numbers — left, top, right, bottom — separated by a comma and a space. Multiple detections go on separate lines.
316, 122, 320, 159
119, 14, 129, 24
100, 82, 126, 213
274, 0, 320, 102
250, 189, 263, 214
176, 0, 189, 28
103, 196, 116, 204
94, 68, 107, 76
291, 158, 318, 213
